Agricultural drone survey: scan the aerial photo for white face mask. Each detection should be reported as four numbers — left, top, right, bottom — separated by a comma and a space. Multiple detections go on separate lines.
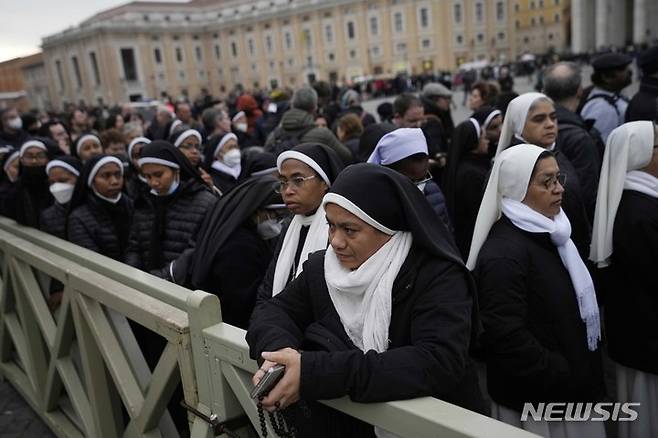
267, 103, 278, 113
49, 182, 75, 204
222, 149, 242, 168
257, 218, 283, 240
8, 117, 22, 130
235, 122, 248, 133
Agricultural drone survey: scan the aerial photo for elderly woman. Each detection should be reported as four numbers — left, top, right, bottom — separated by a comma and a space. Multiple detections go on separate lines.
204, 132, 245, 194
495, 92, 591, 258
590, 121, 658, 438
248, 164, 483, 437
469, 144, 605, 437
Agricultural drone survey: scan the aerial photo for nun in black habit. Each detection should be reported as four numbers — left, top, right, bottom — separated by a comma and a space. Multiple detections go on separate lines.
67, 155, 134, 261
168, 176, 288, 329
40, 156, 82, 239
247, 164, 484, 437
0, 149, 19, 213
125, 140, 217, 274
203, 132, 246, 194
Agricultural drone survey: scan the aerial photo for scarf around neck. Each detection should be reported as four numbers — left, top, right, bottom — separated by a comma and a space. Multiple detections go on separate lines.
501, 198, 600, 351
624, 170, 658, 198
212, 159, 241, 180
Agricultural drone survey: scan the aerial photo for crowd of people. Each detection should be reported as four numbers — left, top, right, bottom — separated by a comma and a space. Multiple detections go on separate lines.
0, 45, 657, 438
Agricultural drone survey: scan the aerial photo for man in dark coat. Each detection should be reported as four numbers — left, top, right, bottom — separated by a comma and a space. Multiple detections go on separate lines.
625, 45, 658, 123
543, 61, 602, 220
420, 82, 454, 156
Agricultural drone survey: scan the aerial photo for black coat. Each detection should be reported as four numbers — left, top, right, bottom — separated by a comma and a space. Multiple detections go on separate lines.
248, 246, 484, 437
421, 96, 453, 156
625, 76, 658, 123
475, 216, 605, 411
605, 190, 658, 375
199, 224, 273, 329
554, 105, 601, 221
39, 202, 68, 239
208, 167, 241, 195
125, 179, 216, 271
67, 194, 134, 261
451, 154, 490, 260
423, 180, 454, 234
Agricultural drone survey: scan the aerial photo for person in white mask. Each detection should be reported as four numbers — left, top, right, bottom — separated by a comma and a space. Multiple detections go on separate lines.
125, 140, 216, 274
256, 142, 344, 304
204, 132, 244, 194
248, 164, 484, 436
590, 121, 658, 438
67, 155, 134, 261
40, 156, 82, 238
495, 92, 592, 258
367, 127, 453, 234
0, 108, 29, 148
468, 144, 605, 438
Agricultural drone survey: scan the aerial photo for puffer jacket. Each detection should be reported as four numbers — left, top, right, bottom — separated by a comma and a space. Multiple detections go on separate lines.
265, 108, 353, 165
125, 179, 217, 272
39, 202, 68, 239
423, 180, 453, 234
67, 194, 134, 261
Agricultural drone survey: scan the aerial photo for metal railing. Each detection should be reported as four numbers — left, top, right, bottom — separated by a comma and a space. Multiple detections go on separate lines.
0, 217, 538, 438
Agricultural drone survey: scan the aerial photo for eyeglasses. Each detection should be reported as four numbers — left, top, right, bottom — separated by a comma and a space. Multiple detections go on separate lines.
412, 172, 433, 187
275, 175, 316, 193
179, 143, 204, 152
22, 152, 48, 162
536, 173, 567, 191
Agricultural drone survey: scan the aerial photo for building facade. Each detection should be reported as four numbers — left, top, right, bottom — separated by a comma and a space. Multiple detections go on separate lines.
571, 0, 658, 54
41, 0, 519, 109
513, 0, 570, 55
0, 54, 45, 111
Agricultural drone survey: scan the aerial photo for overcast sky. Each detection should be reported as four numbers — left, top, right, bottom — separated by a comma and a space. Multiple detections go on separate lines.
0, 0, 181, 63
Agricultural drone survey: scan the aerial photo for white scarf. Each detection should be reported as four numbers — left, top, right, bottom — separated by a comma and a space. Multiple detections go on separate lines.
324, 231, 413, 353
624, 170, 658, 198
271, 207, 329, 296
211, 159, 241, 180
590, 121, 655, 267
501, 198, 600, 351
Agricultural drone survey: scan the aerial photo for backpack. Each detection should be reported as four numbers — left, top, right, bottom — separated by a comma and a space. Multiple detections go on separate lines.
577, 85, 623, 118
265, 125, 316, 157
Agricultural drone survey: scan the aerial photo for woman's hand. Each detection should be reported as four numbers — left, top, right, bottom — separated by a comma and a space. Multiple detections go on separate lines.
256, 348, 301, 412
199, 168, 214, 188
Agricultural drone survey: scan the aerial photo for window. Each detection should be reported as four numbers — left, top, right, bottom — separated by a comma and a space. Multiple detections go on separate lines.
55, 60, 64, 91
475, 2, 483, 23
515, 3, 519, 12
214, 44, 221, 60
496, 2, 504, 21
175, 47, 183, 63
477, 33, 484, 43
369, 16, 379, 35
195, 46, 203, 62
71, 56, 82, 88
539, 0, 544, 6
548, 33, 554, 40
154, 47, 162, 64
555, 13, 560, 23
328, 52, 335, 62
456, 35, 463, 44
498, 32, 505, 40
349, 49, 356, 59
284, 32, 292, 50
265, 35, 273, 53
325, 24, 334, 43
454, 4, 462, 23
120, 48, 138, 81
555, 0, 560, 4
371, 46, 381, 57
516, 20, 520, 29
303, 29, 312, 49
419, 7, 429, 28
247, 38, 255, 56
347, 21, 355, 40
531, 17, 536, 26
530, 1, 535, 9
395, 42, 407, 53
422, 39, 431, 49
89, 52, 101, 85
394, 12, 403, 32
539, 16, 544, 24
231, 41, 238, 57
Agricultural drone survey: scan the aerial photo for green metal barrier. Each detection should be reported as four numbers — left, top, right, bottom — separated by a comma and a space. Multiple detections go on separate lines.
0, 217, 539, 438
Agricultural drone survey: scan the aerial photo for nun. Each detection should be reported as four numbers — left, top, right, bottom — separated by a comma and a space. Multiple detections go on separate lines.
356, 122, 396, 163
256, 143, 344, 303
170, 128, 216, 190
204, 132, 245, 194
468, 144, 605, 437
242, 150, 278, 179
495, 92, 591, 258
40, 156, 82, 238
72, 132, 103, 163
4, 139, 57, 227
367, 128, 453, 233
470, 106, 502, 158
67, 155, 133, 260
125, 141, 217, 274
247, 164, 483, 437
590, 121, 658, 438
124, 136, 151, 199
0, 149, 19, 209
169, 176, 288, 329
444, 118, 491, 259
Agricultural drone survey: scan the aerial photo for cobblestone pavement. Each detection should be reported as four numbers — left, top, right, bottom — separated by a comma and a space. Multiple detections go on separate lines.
0, 380, 54, 438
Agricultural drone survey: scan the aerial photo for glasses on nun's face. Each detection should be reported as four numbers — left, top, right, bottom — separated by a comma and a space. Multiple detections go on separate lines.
275, 175, 316, 193
21, 150, 49, 166
535, 172, 567, 191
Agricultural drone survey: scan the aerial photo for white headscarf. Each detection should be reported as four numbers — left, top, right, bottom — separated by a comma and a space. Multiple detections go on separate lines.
590, 121, 655, 267
367, 128, 428, 165
495, 92, 553, 159
467, 144, 545, 269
